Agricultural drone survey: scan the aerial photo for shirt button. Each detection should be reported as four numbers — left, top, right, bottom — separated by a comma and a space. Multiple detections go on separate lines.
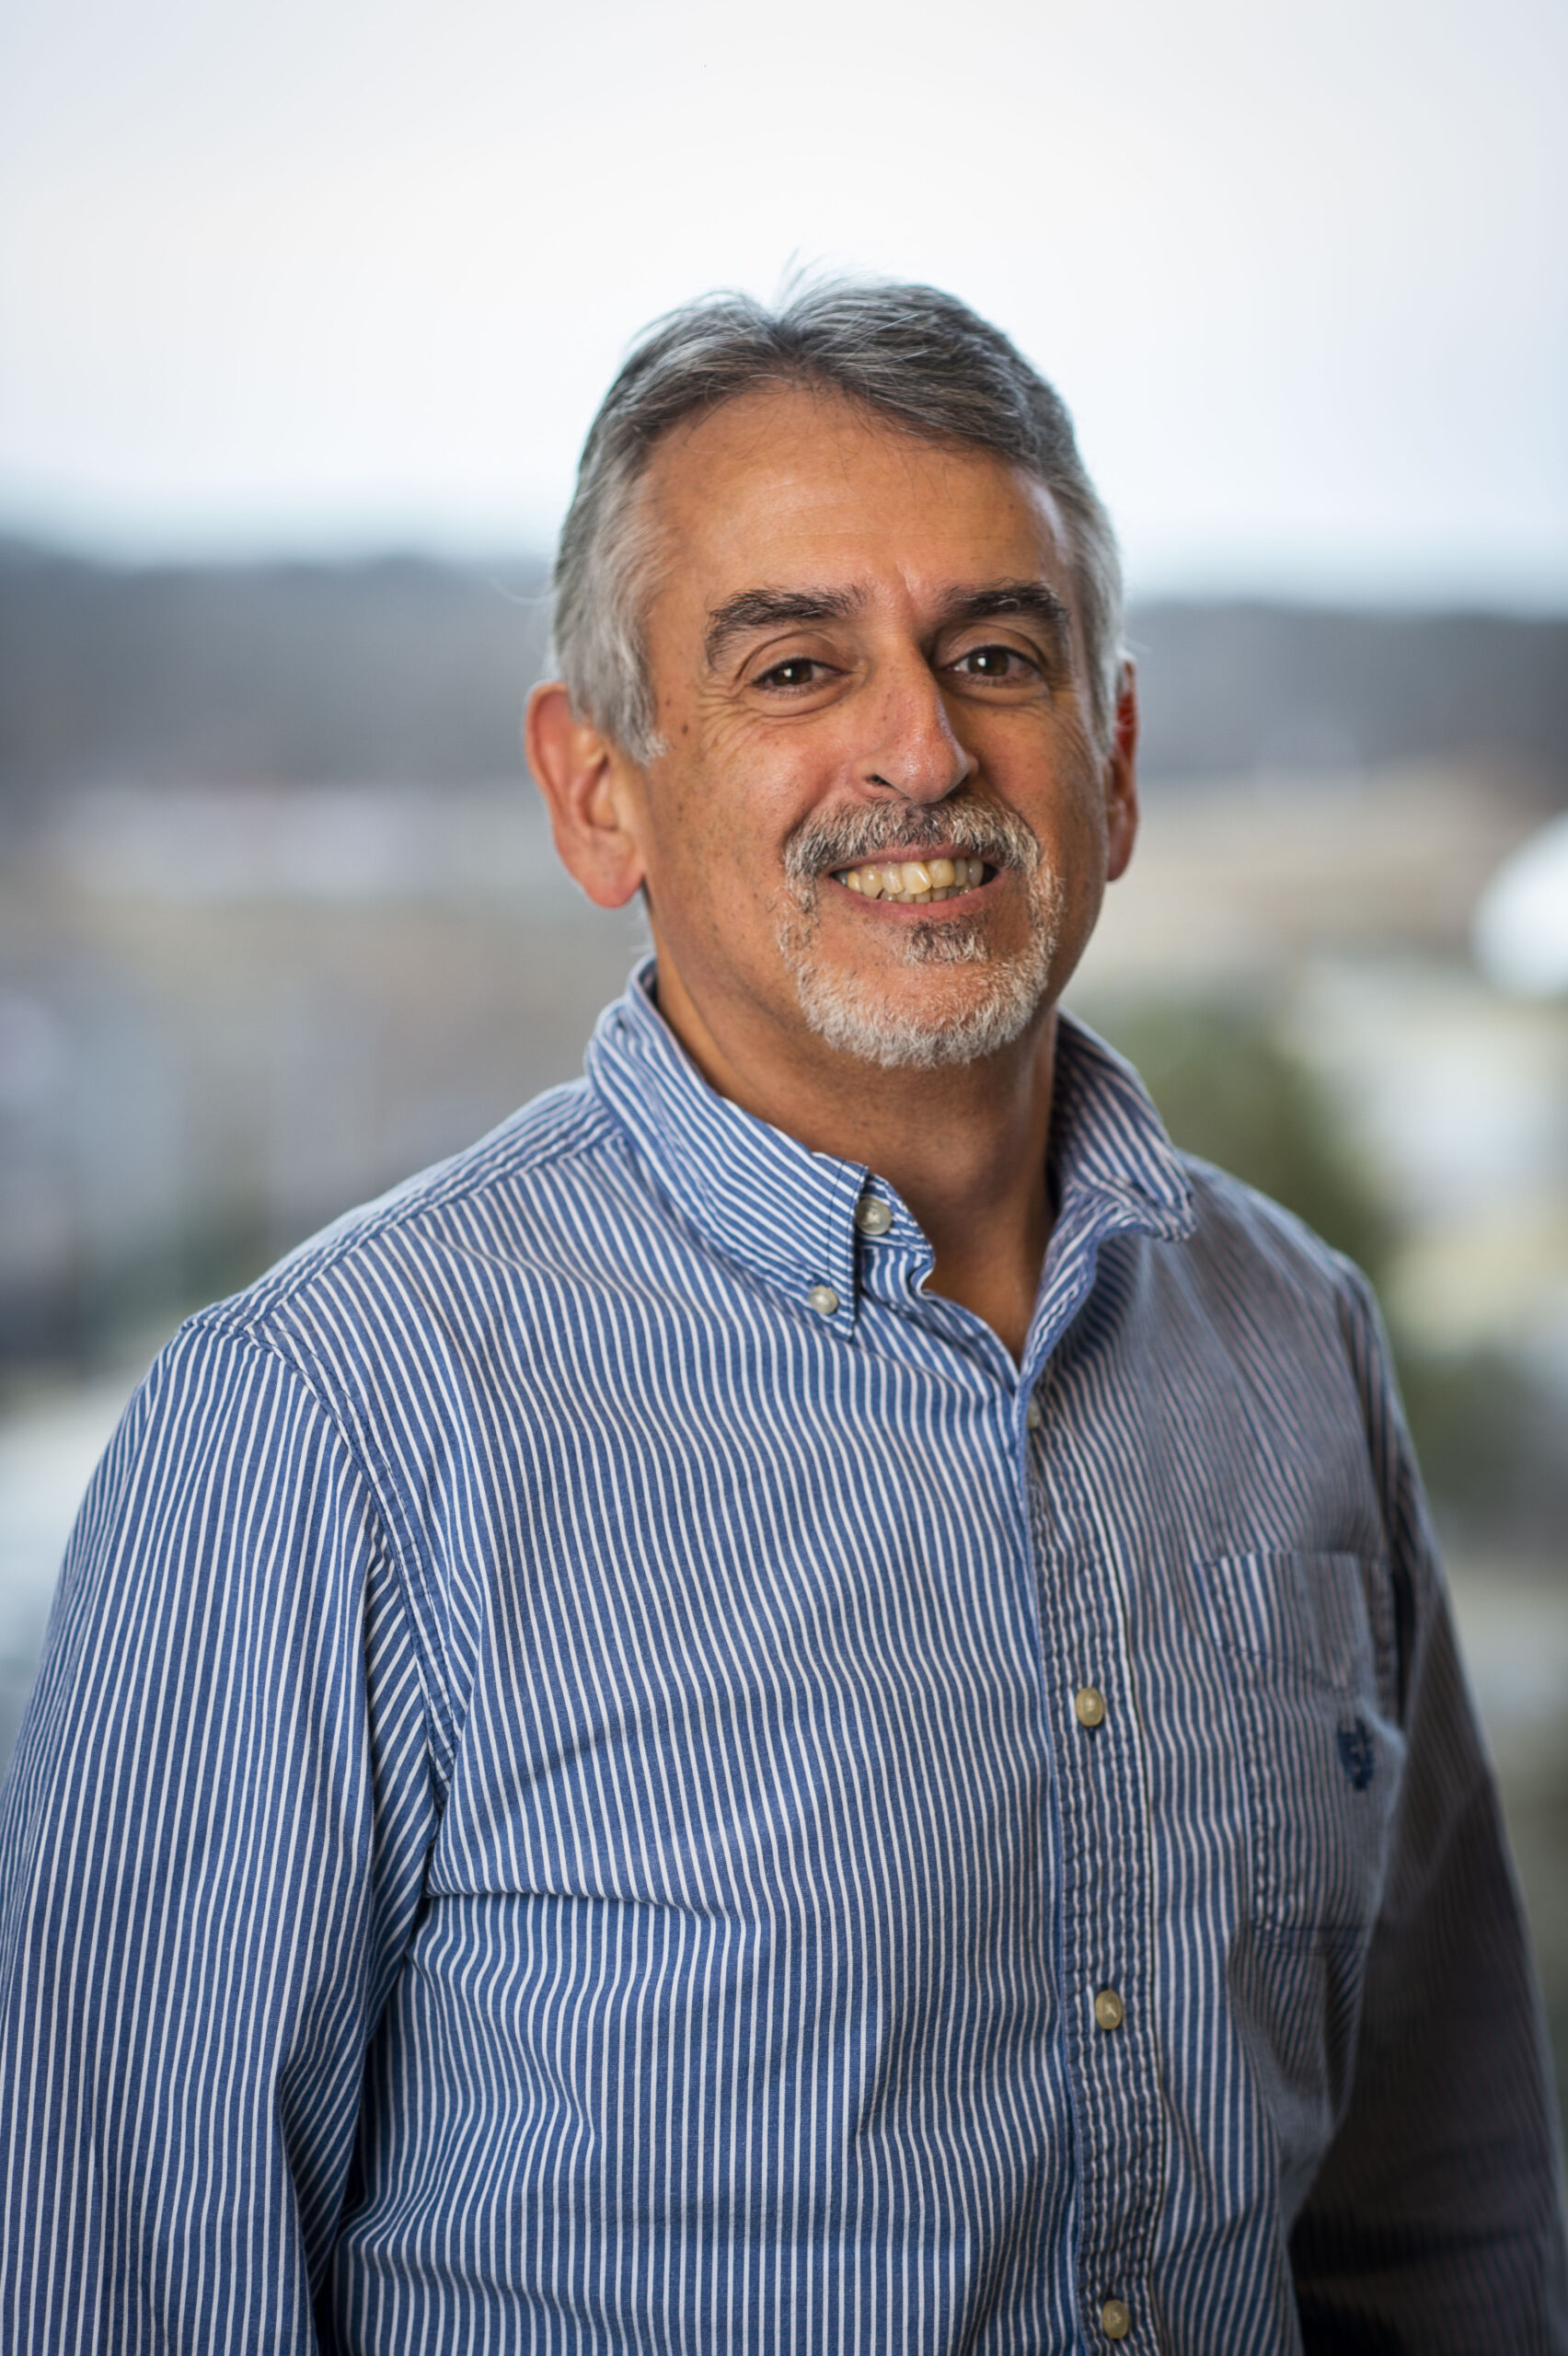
855, 1195, 894, 1236
1074, 1685, 1106, 1728
807, 1283, 840, 1317
1101, 2297, 1132, 2339
1025, 1396, 1043, 1430
1093, 1988, 1125, 2031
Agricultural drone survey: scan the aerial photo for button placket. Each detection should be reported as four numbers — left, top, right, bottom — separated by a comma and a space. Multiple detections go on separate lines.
1024, 1369, 1164, 2342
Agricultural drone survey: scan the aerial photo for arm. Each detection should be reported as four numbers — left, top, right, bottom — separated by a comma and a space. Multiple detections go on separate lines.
1289, 1268, 1568, 2351
0, 1318, 436, 2350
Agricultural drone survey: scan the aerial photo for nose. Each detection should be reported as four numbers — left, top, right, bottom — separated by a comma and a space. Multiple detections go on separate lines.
859, 653, 977, 803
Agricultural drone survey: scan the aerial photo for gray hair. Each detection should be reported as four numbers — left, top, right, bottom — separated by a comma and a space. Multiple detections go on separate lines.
548, 279, 1124, 763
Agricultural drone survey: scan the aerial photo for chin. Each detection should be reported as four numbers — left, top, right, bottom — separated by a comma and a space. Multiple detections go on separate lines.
776, 854, 1070, 1072
790, 940, 1057, 1072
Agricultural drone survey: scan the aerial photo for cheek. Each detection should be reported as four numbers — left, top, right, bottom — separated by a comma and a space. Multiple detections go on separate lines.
1047, 742, 1113, 858
668, 734, 828, 873
1052, 802, 1113, 945
640, 776, 783, 953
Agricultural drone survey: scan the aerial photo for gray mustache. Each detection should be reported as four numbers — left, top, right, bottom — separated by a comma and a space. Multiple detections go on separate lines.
783, 794, 1040, 884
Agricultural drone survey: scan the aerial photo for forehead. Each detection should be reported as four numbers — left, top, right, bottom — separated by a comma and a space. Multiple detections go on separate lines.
639, 383, 1073, 612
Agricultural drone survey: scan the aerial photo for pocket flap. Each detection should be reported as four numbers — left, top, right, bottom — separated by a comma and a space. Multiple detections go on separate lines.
1196, 1547, 1392, 1706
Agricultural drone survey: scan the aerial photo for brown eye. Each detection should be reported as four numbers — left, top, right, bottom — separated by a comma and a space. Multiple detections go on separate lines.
959, 644, 1031, 678
756, 658, 823, 689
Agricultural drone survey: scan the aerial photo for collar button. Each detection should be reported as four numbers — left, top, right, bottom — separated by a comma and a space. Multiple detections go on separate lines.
855, 1195, 894, 1237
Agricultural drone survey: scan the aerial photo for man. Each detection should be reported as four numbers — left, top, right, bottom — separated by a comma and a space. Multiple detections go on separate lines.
1, 283, 1562, 2352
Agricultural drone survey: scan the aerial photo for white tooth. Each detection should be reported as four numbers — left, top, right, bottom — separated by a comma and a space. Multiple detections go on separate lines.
901, 860, 932, 894
928, 858, 956, 888
881, 866, 904, 897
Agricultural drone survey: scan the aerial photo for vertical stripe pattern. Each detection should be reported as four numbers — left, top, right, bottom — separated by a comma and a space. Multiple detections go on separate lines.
1, 967, 1562, 2353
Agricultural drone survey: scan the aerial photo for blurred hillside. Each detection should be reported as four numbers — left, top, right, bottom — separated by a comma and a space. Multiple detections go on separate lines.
0, 542, 551, 807
1127, 601, 1568, 785
3, 538, 1566, 804
2, 542, 1565, 1424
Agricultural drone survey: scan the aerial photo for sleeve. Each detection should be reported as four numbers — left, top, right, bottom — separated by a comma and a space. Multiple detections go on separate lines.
1289, 1265, 1568, 2352
0, 1317, 438, 2351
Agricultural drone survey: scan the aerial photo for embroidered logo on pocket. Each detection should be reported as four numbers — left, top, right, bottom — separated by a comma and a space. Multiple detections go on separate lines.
1336, 1717, 1376, 1791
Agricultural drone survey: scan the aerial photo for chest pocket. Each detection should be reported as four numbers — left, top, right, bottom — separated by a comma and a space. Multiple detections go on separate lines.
1193, 1548, 1406, 1938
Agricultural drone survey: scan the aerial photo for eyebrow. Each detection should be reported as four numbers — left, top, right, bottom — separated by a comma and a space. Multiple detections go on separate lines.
703, 587, 863, 670
939, 580, 1074, 655
700, 577, 1074, 673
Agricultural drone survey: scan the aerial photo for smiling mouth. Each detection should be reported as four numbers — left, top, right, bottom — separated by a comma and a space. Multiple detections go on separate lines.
830, 855, 991, 906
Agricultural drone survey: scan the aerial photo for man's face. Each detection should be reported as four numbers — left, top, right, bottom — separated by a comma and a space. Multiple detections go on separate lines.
598, 385, 1135, 1077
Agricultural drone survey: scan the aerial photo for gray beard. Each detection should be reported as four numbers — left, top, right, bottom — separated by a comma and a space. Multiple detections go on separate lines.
775, 795, 1067, 1071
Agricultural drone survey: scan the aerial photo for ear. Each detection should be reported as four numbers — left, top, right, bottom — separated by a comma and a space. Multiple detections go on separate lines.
1102, 659, 1139, 884
525, 681, 648, 909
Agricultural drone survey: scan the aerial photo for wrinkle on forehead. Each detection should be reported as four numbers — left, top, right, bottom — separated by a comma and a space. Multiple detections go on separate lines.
636, 382, 1082, 694
643, 383, 1068, 567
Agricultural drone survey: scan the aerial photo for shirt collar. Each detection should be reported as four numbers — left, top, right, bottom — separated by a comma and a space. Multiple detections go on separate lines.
583, 959, 1194, 1335
1046, 1012, 1196, 1245
585, 962, 868, 1326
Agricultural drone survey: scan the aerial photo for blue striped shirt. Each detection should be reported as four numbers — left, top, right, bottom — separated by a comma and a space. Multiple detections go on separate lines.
2, 967, 1563, 2353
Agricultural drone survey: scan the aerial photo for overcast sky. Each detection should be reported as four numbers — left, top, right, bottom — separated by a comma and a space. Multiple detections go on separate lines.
1, 0, 1563, 604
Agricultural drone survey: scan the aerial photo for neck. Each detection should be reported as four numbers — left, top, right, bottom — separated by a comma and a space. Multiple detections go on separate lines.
651, 953, 1058, 1366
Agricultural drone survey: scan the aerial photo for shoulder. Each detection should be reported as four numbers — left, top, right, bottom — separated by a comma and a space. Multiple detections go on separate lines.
1178, 1150, 1352, 1281
182, 1077, 629, 1392
1170, 1148, 1387, 1369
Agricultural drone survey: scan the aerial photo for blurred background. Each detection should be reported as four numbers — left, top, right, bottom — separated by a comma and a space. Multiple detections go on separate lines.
2, 0, 1565, 2126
